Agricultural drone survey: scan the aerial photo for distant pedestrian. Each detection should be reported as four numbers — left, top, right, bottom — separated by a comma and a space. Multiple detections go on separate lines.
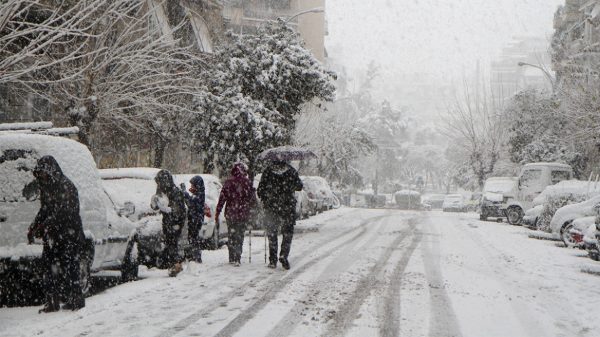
151, 169, 186, 277
257, 160, 303, 270
215, 163, 256, 267
182, 175, 205, 263
27, 155, 86, 312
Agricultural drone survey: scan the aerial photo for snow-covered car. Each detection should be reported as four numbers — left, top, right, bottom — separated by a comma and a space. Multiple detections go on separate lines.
295, 190, 312, 219
301, 176, 340, 212
504, 163, 574, 225
480, 177, 517, 221
442, 194, 465, 212
585, 223, 600, 261
394, 190, 424, 210
549, 195, 600, 247
100, 168, 226, 264
564, 216, 595, 248
523, 204, 544, 229
422, 194, 446, 209
0, 134, 139, 306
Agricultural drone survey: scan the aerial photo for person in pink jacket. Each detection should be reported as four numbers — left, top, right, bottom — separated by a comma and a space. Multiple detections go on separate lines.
215, 163, 257, 266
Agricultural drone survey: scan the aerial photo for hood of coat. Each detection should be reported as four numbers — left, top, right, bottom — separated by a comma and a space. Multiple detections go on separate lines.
33, 155, 64, 187
231, 162, 248, 178
155, 169, 176, 195
189, 175, 205, 195
271, 161, 291, 175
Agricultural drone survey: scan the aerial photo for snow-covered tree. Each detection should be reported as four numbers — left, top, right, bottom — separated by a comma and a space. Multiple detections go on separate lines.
442, 80, 505, 189
193, 90, 285, 177
505, 89, 587, 177
0, 0, 207, 167
209, 20, 336, 143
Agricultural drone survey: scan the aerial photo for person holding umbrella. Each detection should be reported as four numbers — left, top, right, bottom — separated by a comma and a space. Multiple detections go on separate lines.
215, 162, 256, 267
257, 159, 303, 270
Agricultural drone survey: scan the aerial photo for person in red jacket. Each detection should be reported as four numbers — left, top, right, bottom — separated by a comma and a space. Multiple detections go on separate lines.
215, 163, 256, 266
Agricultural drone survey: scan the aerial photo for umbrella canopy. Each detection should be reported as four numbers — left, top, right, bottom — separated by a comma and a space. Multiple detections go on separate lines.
258, 146, 317, 162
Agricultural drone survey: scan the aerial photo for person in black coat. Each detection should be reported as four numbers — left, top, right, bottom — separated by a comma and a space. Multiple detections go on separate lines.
182, 175, 205, 263
151, 169, 186, 276
257, 160, 303, 270
27, 155, 86, 312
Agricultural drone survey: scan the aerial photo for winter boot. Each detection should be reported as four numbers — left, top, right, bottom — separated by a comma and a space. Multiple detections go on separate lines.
279, 257, 290, 270
39, 294, 60, 313
168, 262, 183, 277
233, 261, 241, 267
62, 295, 85, 311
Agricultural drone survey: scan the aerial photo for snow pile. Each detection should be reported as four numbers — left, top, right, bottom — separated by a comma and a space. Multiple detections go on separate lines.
0, 122, 52, 131
99, 167, 161, 180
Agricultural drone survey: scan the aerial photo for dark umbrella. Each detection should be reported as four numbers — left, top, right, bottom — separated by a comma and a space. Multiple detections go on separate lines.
258, 146, 317, 161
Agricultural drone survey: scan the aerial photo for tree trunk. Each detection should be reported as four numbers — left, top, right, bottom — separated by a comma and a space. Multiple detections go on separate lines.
153, 137, 167, 168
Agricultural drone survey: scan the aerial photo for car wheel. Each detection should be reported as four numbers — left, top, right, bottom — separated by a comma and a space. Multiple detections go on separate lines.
121, 240, 139, 282
589, 252, 600, 261
560, 222, 576, 248
80, 239, 94, 296
479, 212, 488, 221
79, 256, 92, 296
506, 206, 523, 225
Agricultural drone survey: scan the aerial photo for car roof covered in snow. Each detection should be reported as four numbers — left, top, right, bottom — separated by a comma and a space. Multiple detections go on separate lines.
394, 190, 421, 196
523, 162, 572, 170
99, 167, 161, 180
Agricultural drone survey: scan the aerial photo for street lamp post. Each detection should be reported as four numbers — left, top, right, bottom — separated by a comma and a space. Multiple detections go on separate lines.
517, 61, 556, 92
282, 7, 324, 23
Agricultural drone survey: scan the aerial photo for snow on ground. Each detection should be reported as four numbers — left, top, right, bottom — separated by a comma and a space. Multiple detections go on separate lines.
2, 208, 600, 337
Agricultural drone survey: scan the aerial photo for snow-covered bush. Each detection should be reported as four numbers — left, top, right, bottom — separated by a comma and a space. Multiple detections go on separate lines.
537, 194, 585, 232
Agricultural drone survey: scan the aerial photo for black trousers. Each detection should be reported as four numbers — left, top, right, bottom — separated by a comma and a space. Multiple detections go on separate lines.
227, 220, 247, 263
162, 229, 182, 268
265, 211, 295, 264
188, 221, 203, 261
42, 242, 84, 305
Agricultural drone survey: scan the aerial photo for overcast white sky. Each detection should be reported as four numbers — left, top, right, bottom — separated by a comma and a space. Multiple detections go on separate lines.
325, 0, 564, 115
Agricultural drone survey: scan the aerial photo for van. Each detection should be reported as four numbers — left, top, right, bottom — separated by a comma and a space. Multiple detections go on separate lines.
503, 162, 573, 225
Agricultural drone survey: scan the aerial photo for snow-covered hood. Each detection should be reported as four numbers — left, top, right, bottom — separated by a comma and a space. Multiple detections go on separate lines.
550, 195, 600, 234
483, 192, 504, 203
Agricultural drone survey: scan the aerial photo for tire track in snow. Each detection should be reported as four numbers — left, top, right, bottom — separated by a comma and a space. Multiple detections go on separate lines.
379, 230, 423, 337
263, 216, 403, 337
422, 222, 463, 337
323, 219, 418, 337
157, 212, 394, 337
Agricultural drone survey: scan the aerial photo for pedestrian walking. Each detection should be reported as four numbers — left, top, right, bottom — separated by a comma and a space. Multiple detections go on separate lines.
151, 169, 186, 277
257, 160, 303, 270
27, 155, 86, 312
182, 176, 205, 263
215, 163, 256, 267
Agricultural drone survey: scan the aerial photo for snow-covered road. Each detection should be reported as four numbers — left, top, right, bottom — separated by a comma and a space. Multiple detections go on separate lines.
2, 208, 600, 337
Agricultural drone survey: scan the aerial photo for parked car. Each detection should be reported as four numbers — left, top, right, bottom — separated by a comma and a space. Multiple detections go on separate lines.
443, 194, 465, 212
0, 134, 139, 306
549, 195, 600, 247
479, 177, 517, 221
523, 204, 544, 229
301, 176, 340, 212
503, 162, 573, 225
583, 223, 599, 261
294, 190, 311, 219
394, 190, 424, 210
100, 168, 227, 267
422, 194, 446, 209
